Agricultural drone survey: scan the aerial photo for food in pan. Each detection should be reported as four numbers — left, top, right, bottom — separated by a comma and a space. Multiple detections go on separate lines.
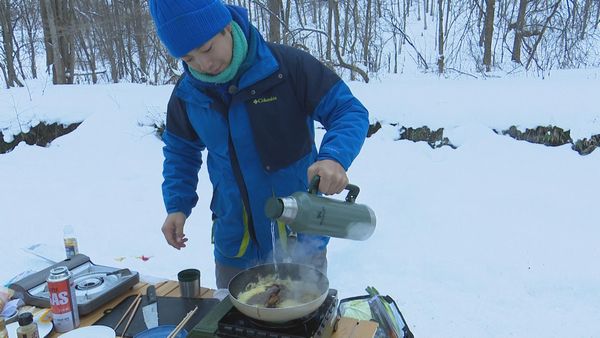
236, 274, 321, 308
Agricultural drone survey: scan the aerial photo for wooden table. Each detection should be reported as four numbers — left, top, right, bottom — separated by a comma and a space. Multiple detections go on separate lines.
22, 281, 377, 337
45, 280, 210, 337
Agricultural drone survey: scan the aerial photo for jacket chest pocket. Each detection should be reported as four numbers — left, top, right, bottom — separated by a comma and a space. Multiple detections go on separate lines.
244, 80, 312, 172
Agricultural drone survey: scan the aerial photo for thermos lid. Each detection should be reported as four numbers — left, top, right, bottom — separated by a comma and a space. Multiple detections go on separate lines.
265, 197, 284, 219
18, 312, 33, 326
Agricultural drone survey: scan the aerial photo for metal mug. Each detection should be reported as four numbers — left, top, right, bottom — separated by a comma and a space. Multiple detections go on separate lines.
177, 269, 200, 298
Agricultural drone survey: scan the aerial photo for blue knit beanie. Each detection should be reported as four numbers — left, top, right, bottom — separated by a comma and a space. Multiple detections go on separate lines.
149, 0, 232, 58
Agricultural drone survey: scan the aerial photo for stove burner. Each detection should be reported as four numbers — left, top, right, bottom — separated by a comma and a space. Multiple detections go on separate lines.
75, 275, 104, 291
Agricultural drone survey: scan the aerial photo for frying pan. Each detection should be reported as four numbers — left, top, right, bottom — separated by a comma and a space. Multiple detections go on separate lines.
228, 263, 329, 323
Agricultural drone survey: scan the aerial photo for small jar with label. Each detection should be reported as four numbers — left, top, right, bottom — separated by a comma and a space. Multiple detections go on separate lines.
16, 312, 39, 338
63, 224, 79, 258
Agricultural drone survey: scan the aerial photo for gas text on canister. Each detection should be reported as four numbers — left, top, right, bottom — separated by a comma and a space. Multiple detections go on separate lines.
47, 266, 80, 332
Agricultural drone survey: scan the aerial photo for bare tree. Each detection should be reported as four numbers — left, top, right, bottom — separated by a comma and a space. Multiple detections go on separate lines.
594, 0, 600, 29
41, 0, 75, 84
267, 0, 282, 43
579, 0, 593, 40
18, 0, 40, 79
525, 0, 561, 70
511, 0, 528, 63
0, 0, 24, 87
483, 0, 495, 71
363, 0, 373, 67
437, 0, 445, 73
131, 0, 149, 81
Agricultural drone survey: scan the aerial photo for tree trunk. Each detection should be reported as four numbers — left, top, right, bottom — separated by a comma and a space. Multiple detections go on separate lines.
57, 0, 75, 83
437, 0, 444, 73
525, 0, 561, 70
113, 2, 127, 80
327, 0, 333, 61
423, 0, 428, 29
483, 0, 496, 71
511, 0, 527, 63
579, 0, 592, 40
40, 0, 52, 76
478, 0, 485, 46
283, 0, 291, 44
20, 0, 40, 79
267, 0, 282, 43
363, 0, 372, 67
0, 0, 24, 87
333, 0, 341, 58
571, 0, 578, 29
42, 0, 74, 84
132, 0, 148, 80
342, 1, 351, 54
594, 0, 600, 29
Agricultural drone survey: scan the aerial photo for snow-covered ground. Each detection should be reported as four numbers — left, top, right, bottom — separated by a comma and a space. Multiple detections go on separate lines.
1, 69, 599, 337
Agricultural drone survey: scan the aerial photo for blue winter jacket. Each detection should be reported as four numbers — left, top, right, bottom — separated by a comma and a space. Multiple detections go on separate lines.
161, 6, 369, 269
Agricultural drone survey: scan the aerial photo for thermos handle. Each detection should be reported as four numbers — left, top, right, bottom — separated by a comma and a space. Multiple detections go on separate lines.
309, 175, 361, 203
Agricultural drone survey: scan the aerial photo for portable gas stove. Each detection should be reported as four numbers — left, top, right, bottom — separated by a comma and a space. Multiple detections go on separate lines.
8, 254, 139, 315
190, 289, 338, 338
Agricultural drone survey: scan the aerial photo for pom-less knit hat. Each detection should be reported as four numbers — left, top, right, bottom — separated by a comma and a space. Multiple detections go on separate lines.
149, 0, 232, 58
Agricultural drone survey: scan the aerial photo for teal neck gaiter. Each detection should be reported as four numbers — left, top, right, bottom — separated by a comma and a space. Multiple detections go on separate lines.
189, 21, 248, 84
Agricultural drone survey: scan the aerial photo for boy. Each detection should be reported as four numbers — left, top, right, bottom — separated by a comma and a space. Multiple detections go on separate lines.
149, 0, 369, 288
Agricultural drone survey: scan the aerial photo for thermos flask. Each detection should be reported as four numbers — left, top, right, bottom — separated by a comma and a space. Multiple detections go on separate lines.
265, 176, 376, 240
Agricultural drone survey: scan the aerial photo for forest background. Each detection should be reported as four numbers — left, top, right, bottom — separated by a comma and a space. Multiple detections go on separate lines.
1, 0, 599, 89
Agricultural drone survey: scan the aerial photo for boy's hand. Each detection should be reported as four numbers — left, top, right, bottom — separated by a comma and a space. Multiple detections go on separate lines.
162, 212, 188, 249
307, 159, 348, 195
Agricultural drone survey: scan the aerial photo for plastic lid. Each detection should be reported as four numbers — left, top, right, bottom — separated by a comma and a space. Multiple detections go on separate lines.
264, 197, 284, 219
18, 312, 33, 326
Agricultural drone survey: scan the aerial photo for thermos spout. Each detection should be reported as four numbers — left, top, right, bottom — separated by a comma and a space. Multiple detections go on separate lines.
265, 196, 298, 224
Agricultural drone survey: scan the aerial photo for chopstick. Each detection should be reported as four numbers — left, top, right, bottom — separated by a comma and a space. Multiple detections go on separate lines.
113, 292, 142, 333
121, 296, 142, 336
167, 306, 198, 338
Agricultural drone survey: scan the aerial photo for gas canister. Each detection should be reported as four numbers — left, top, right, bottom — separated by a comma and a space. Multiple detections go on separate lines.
47, 266, 80, 332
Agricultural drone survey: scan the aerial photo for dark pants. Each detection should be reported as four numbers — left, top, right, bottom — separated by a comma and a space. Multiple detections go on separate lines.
215, 248, 328, 289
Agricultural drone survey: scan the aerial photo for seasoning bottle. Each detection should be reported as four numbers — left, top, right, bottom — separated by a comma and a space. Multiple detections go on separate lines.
0, 316, 9, 338
265, 176, 376, 241
63, 224, 79, 258
16, 312, 40, 338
